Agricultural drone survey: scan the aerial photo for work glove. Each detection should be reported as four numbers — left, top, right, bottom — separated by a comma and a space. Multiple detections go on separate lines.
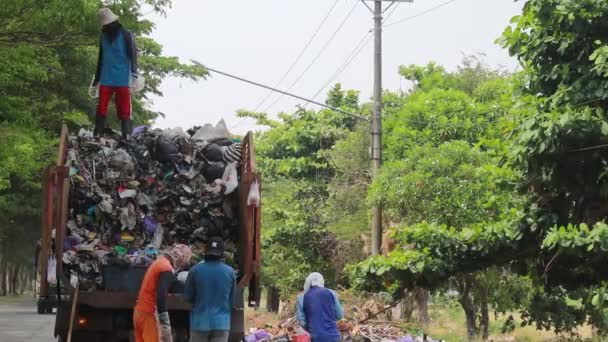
158, 311, 173, 342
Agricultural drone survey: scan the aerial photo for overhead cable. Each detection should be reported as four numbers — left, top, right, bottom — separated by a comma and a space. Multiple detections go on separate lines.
252, 0, 341, 111
192, 61, 370, 122
264, 0, 360, 112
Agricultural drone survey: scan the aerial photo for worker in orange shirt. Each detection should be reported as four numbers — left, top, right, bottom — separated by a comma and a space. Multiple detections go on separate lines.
133, 244, 192, 342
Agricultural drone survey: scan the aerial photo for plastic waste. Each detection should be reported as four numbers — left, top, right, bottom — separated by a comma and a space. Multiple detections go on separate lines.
150, 224, 164, 248
155, 135, 179, 163
192, 120, 230, 142
109, 149, 135, 172
47, 256, 57, 285
118, 188, 137, 198
78, 128, 94, 139
119, 204, 137, 230
162, 127, 189, 140
132, 125, 147, 136
177, 271, 189, 283
204, 144, 225, 162
247, 180, 260, 207
143, 216, 158, 234
205, 161, 226, 182
88, 75, 99, 99
130, 73, 145, 93
222, 162, 238, 195
223, 143, 242, 163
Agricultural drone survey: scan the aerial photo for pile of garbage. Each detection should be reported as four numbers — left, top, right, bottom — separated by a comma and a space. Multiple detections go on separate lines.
60, 120, 255, 290
250, 317, 444, 342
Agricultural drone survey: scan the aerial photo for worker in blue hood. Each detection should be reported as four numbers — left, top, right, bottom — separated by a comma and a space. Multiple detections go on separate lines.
296, 272, 344, 342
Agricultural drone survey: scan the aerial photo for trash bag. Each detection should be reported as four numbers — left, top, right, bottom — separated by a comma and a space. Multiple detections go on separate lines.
192, 120, 230, 142
222, 162, 238, 195
247, 180, 260, 207
109, 149, 135, 172
177, 271, 189, 283
204, 161, 226, 181
150, 224, 164, 248
130, 73, 145, 93
155, 135, 179, 163
88, 75, 99, 99
47, 256, 57, 285
143, 216, 158, 234
203, 144, 225, 162
162, 127, 189, 140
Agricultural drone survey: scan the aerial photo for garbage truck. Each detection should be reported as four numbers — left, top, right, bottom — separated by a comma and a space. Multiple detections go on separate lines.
38, 125, 262, 342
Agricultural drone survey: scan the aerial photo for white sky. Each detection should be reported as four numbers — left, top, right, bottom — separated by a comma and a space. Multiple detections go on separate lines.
148, 0, 525, 133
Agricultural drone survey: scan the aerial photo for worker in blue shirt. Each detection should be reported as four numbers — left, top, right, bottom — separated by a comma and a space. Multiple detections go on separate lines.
296, 272, 344, 342
184, 236, 235, 342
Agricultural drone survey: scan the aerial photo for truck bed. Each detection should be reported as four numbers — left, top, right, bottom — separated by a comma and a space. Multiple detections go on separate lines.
40, 125, 261, 342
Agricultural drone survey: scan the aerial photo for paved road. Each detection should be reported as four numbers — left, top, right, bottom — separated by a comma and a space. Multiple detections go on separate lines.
0, 298, 56, 342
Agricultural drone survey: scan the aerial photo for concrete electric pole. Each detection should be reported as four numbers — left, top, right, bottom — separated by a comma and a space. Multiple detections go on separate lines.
363, 0, 412, 255
371, 0, 383, 256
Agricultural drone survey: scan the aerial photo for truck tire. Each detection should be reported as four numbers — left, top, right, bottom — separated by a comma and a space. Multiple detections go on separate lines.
37, 300, 45, 314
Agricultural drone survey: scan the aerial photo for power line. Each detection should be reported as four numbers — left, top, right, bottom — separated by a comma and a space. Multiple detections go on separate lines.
311, 31, 372, 101
264, 0, 360, 112
309, 2, 401, 102
252, 0, 341, 111
192, 61, 369, 122
384, 0, 458, 28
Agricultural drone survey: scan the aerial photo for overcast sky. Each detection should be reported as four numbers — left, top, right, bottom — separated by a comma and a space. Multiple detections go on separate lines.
148, 0, 525, 133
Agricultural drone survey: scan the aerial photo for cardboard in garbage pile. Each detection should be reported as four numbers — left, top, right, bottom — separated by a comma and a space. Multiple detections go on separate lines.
61, 122, 243, 291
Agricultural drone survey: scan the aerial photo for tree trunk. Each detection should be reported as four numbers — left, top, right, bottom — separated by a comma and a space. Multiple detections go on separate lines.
0, 257, 6, 296
6, 263, 12, 295
400, 291, 415, 321
479, 281, 489, 341
266, 286, 280, 313
10, 264, 20, 295
415, 288, 430, 326
457, 275, 478, 341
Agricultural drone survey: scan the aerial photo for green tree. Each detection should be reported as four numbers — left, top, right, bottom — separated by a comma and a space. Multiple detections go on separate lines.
0, 0, 207, 291
352, 61, 530, 339
353, 0, 608, 336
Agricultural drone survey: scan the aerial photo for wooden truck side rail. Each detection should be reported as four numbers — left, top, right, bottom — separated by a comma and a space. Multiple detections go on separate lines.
238, 131, 262, 307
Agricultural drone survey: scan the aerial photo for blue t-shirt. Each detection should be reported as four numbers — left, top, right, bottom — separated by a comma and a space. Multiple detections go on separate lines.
183, 261, 236, 332
301, 287, 344, 342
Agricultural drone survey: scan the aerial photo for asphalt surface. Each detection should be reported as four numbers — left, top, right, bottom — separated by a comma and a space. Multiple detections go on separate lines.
0, 297, 56, 342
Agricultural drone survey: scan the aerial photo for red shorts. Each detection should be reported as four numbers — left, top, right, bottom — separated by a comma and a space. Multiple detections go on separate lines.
97, 85, 131, 121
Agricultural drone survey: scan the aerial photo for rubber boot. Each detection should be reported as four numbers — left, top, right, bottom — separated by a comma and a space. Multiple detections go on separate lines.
94, 115, 106, 137
121, 119, 133, 140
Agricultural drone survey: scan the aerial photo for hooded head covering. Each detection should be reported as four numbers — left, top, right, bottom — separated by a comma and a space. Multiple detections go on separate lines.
166, 244, 192, 271
304, 272, 325, 293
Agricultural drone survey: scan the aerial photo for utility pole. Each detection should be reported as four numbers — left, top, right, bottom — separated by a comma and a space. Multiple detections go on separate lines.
361, 0, 411, 255
371, 0, 383, 256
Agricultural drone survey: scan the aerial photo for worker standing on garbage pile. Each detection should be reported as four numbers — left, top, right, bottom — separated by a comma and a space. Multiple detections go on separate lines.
134, 244, 192, 342
297, 272, 344, 342
92, 7, 139, 139
184, 236, 236, 342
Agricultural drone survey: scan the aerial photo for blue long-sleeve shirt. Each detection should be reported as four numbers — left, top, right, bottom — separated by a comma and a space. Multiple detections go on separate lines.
297, 287, 343, 341
183, 260, 236, 332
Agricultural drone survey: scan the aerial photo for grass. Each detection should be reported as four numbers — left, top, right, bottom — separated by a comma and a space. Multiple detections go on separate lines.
425, 303, 594, 342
